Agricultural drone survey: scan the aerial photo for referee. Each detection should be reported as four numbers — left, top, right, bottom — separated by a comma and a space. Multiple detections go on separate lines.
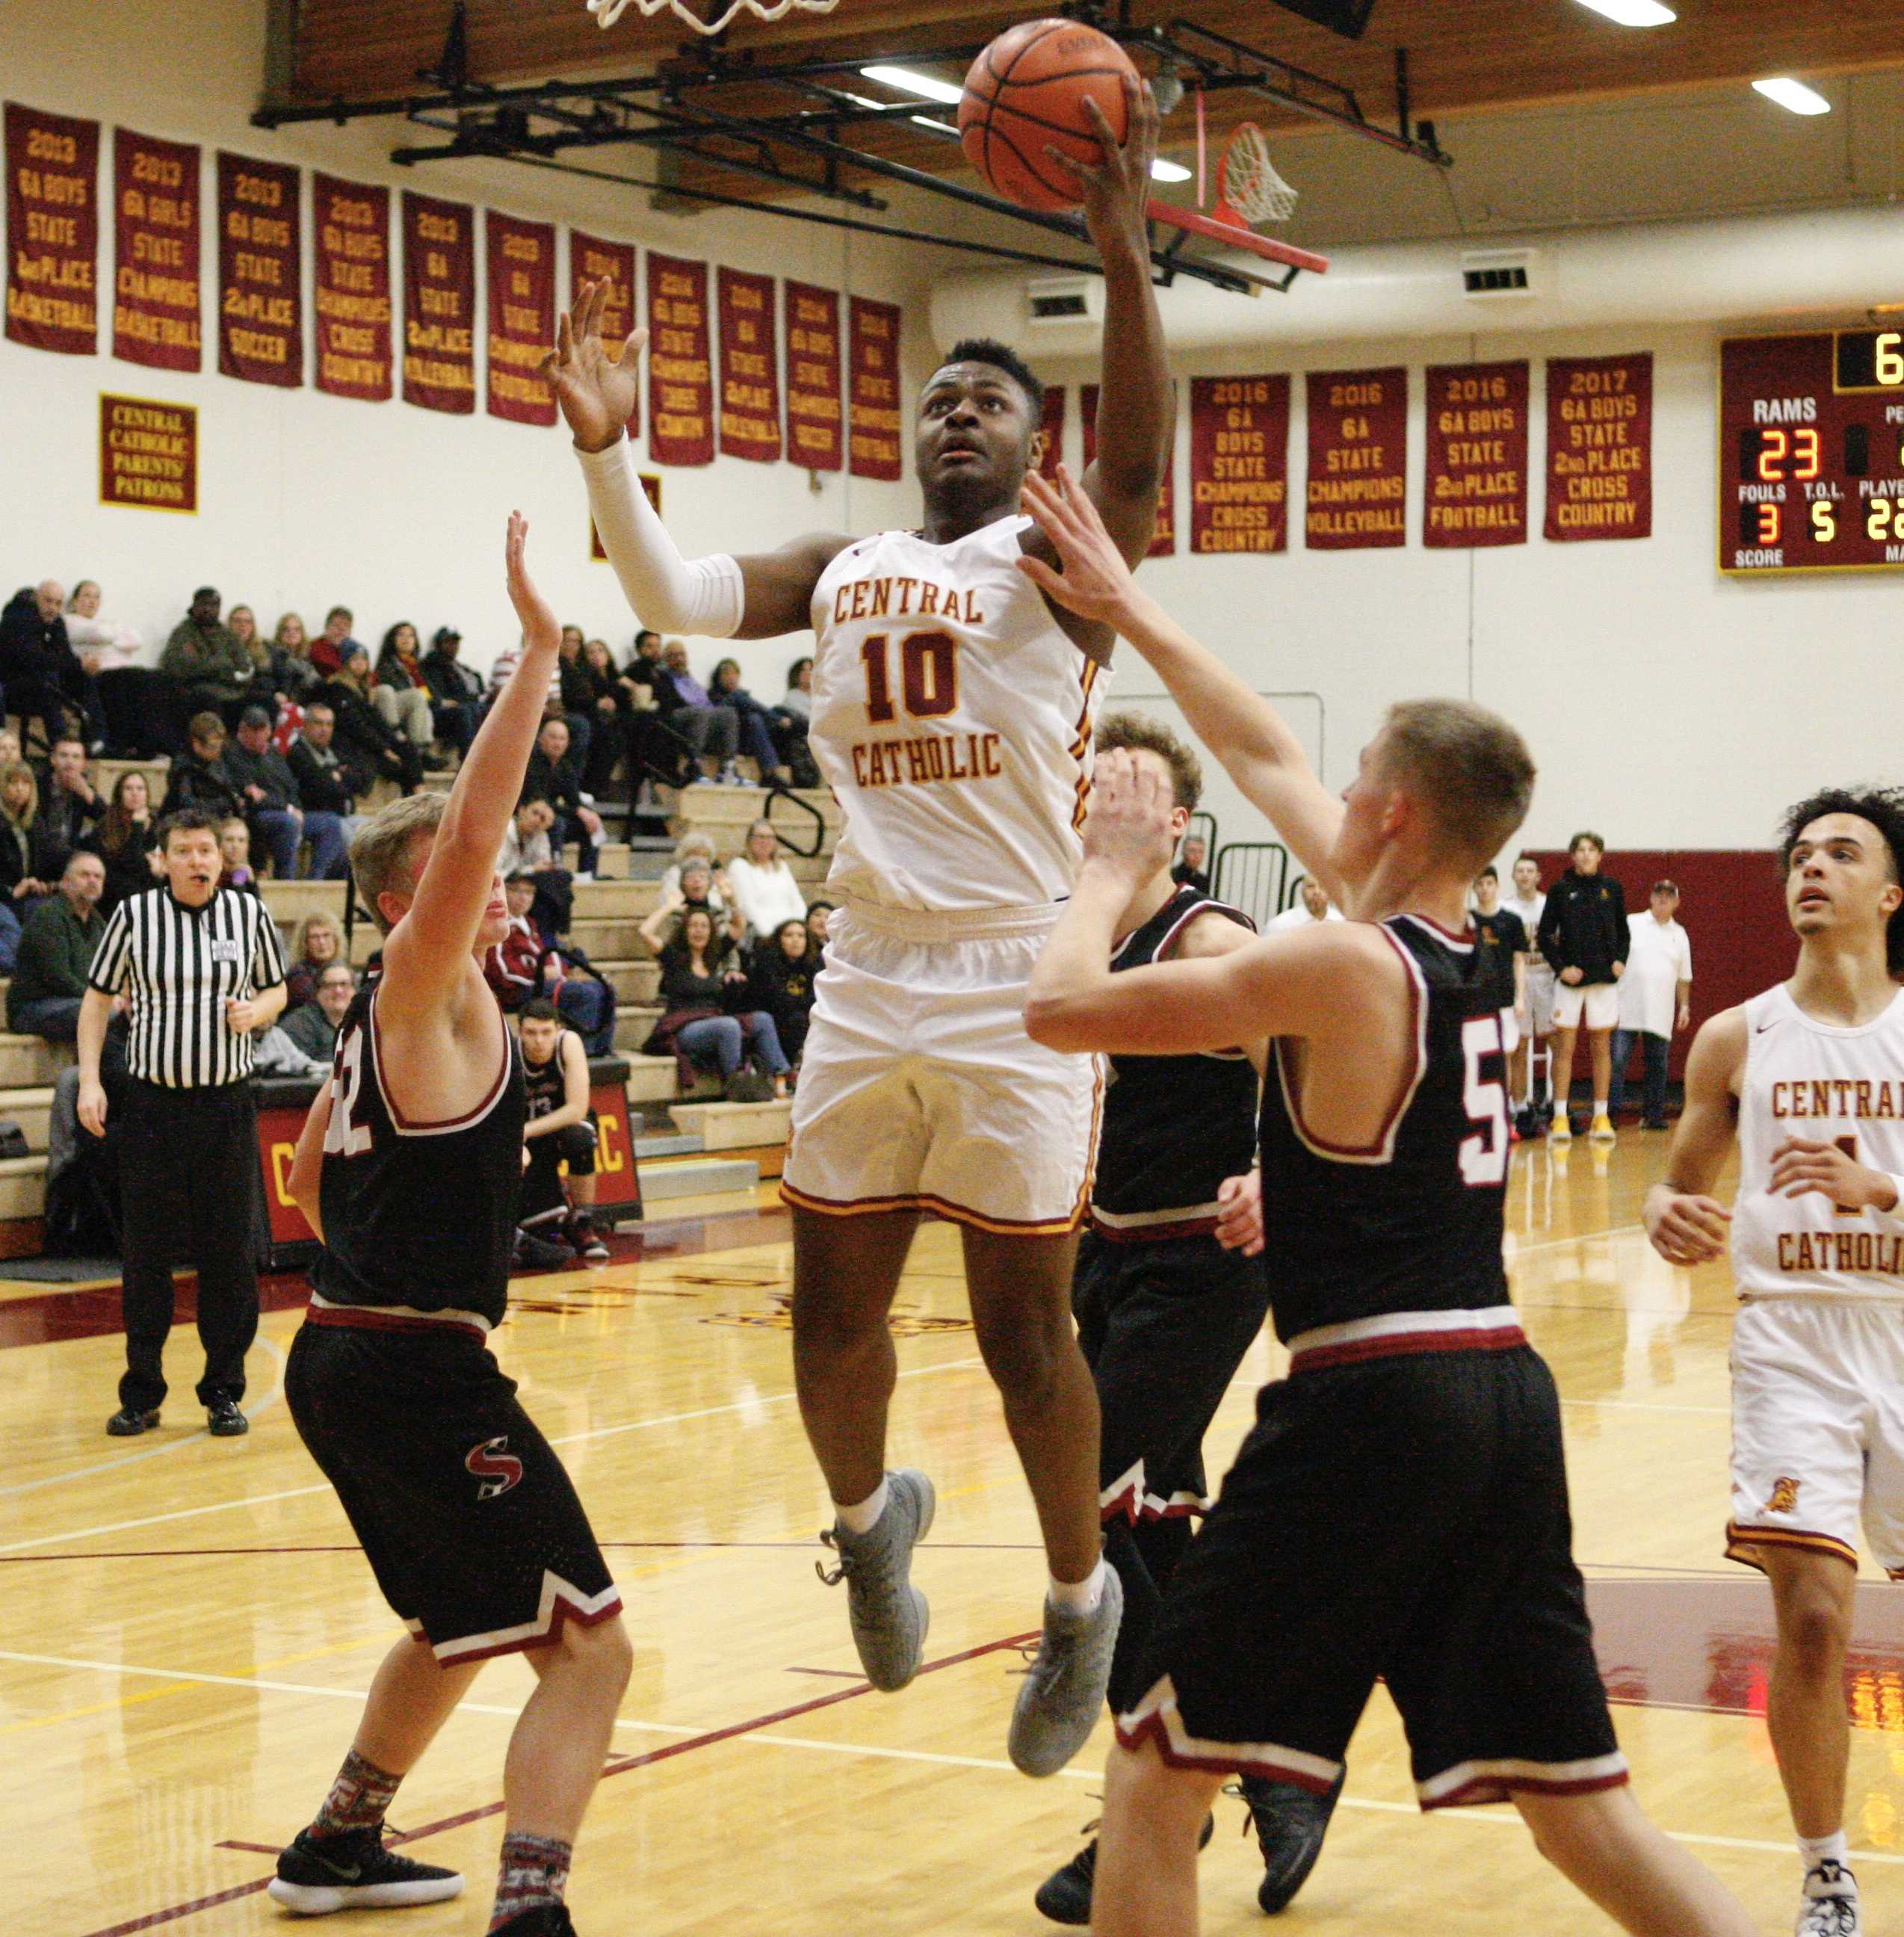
78, 806, 288, 1438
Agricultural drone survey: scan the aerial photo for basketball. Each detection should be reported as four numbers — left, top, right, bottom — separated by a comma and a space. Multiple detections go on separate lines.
958, 19, 1137, 214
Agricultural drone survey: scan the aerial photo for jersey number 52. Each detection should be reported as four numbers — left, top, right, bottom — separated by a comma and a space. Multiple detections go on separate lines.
1459, 1014, 1509, 1187
322, 1028, 373, 1158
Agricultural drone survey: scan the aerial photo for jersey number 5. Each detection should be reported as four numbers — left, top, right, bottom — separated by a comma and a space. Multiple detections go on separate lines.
1459, 1014, 1509, 1187
861, 630, 959, 725
322, 1028, 373, 1158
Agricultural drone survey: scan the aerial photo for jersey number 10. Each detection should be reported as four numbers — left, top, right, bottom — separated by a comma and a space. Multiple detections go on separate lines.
860, 629, 959, 725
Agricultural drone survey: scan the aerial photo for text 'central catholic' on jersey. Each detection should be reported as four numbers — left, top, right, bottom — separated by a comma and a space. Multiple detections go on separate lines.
1257, 915, 1513, 1344
809, 515, 1104, 912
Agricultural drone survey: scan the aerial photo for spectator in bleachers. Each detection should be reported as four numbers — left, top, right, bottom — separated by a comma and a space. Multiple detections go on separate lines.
1170, 832, 1210, 895
67, 581, 164, 756
263, 613, 322, 708
1, 580, 105, 753
556, 625, 599, 776
1268, 875, 1344, 931
217, 815, 259, 894
319, 643, 421, 794
160, 587, 253, 729
7, 849, 106, 1040
38, 736, 103, 874
747, 915, 817, 1069
522, 715, 602, 878
227, 605, 259, 660
646, 905, 791, 1099
0, 762, 63, 911
772, 655, 816, 786
310, 604, 361, 678
498, 797, 572, 942
97, 770, 161, 913
282, 960, 355, 1063
656, 830, 732, 916
372, 622, 442, 761
285, 701, 368, 860
229, 705, 345, 880
640, 856, 742, 955
61, 580, 143, 670
652, 638, 739, 784
805, 899, 833, 954
726, 818, 808, 942
419, 624, 483, 758
162, 712, 245, 821
285, 909, 345, 1011
485, 873, 616, 1054
711, 658, 791, 785
576, 637, 625, 796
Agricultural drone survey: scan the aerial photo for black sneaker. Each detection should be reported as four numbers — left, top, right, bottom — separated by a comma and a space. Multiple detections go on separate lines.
206, 1397, 248, 1437
266, 1825, 464, 1915
1033, 1814, 1214, 1925
568, 1214, 610, 1263
513, 1226, 573, 1272
1236, 1767, 1344, 1914
106, 1405, 159, 1437
488, 1906, 578, 1937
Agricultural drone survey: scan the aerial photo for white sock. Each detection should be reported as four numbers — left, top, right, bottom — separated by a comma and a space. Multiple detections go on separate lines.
1048, 1557, 1107, 1616
1799, 1829, 1851, 1875
1592, 1097, 1608, 1117
835, 1477, 888, 1536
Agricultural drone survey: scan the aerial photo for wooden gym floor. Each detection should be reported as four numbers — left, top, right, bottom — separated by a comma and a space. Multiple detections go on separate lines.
5, 1136, 1903, 1936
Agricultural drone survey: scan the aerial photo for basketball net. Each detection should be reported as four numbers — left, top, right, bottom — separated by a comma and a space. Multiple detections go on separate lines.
589, 0, 839, 29
1214, 123, 1299, 227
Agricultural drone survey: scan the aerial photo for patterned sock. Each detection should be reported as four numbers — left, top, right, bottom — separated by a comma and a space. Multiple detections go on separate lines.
490, 1833, 572, 1930
309, 1748, 402, 1839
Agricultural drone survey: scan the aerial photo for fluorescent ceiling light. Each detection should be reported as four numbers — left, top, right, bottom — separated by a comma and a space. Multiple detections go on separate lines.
861, 64, 964, 106
1753, 75, 1832, 115
1151, 158, 1193, 183
1574, 0, 1675, 23
909, 115, 959, 138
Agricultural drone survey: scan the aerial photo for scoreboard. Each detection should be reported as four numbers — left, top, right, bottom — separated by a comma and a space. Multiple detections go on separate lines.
1719, 330, 1904, 575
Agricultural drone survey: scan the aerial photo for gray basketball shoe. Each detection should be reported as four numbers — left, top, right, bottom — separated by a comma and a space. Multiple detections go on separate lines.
1009, 1568, 1125, 1777
816, 1468, 936, 1691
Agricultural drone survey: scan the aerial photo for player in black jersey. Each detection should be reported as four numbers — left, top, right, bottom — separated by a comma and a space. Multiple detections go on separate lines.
1019, 466, 1757, 1937
518, 998, 609, 1263
272, 518, 631, 1937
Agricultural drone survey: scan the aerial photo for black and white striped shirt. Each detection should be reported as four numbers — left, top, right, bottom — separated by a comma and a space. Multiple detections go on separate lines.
87, 887, 288, 1087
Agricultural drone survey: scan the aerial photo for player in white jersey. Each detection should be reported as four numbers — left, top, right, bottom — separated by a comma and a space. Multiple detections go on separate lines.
1646, 787, 1904, 1937
543, 78, 1172, 1775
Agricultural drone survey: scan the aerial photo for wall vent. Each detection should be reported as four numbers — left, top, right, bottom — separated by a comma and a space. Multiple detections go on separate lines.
1024, 275, 1104, 327
1461, 248, 1542, 299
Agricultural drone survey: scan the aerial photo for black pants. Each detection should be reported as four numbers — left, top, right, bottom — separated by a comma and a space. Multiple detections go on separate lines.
117, 1078, 262, 1412
97, 668, 173, 756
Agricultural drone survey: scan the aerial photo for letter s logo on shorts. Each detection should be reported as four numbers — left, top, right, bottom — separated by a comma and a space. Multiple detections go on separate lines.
1766, 1475, 1802, 1516
465, 1435, 525, 1501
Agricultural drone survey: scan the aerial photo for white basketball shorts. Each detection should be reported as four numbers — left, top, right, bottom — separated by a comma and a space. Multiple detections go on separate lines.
1524, 964, 1556, 1037
780, 898, 1103, 1235
1551, 980, 1619, 1031
1725, 1297, 1904, 1578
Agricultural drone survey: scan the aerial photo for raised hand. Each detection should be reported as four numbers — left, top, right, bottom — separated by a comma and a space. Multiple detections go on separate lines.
540, 279, 644, 454
1042, 72, 1158, 260
1081, 747, 1177, 885
1016, 464, 1144, 627
505, 513, 560, 656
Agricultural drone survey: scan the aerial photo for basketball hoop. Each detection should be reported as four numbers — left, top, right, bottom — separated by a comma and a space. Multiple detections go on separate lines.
589, 0, 838, 29
1214, 123, 1299, 226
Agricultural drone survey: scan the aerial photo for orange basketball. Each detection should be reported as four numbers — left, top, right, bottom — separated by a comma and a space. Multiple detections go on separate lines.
958, 19, 1137, 214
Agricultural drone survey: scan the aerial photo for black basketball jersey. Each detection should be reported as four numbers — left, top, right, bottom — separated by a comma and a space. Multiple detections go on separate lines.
315, 983, 527, 1331
1089, 887, 1258, 1238
523, 1031, 573, 1121
1257, 914, 1510, 1343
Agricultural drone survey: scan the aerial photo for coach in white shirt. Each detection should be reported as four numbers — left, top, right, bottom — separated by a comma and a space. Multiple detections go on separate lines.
1610, 879, 1693, 1128
1267, 874, 1344, 932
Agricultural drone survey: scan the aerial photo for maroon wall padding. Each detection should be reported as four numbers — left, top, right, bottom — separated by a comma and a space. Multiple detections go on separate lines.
1523, 850, 1791, 1081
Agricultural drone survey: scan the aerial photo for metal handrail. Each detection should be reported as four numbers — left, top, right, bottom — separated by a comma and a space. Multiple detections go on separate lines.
1212, 840, 1291, 931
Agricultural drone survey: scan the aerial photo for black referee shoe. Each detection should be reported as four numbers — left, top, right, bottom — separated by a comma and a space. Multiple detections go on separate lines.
1236, 1767, 1345, 1914
268, 1825, 463, 1915
1034, 1813, 1214, 1924
105, 1405, 159, 1437
206, 1397, 248, 1437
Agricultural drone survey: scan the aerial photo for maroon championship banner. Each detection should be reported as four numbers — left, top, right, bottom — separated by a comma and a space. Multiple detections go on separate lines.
717, 266, 780, 463
112, 129, 199, 372
1424, 360, 1528, 549
848, 295, 903, 481
99, 392, 197, 513
647, 252, 713, 466
569, 230, 637, 436
1545, 352, 1653, 542
1084, 383, 1176, 555
217, 152, 300, 387
312, 174, 390, 402
784, 279, 841, 471
1305, 365, 1406, 549
6, 103, 99, 354
486, 210, 556, 426
1036, 384, 1066, 481
1189, 374, 1288, 554
401, 190, 475, 414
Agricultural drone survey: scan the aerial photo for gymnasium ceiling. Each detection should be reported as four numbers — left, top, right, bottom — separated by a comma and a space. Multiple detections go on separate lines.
271, 0, 1904, 248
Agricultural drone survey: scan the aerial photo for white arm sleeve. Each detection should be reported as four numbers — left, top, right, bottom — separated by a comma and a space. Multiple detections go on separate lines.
576, 438, 744, 637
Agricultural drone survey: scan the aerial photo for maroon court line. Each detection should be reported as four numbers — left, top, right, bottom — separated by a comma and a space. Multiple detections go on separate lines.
74, 1628, 1039, 1937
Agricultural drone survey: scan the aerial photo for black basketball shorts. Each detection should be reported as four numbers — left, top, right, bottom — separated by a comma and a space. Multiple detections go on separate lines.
1118, 1340, 1628, 1808
1074, 1229, 1271, 1525
285, 1318, 619, 1663
520, 1118, 599, 1226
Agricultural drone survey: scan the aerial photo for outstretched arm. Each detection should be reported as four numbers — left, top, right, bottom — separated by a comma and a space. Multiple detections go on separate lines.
381, 515, 558, 1011
1018, 466, 1347, 902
